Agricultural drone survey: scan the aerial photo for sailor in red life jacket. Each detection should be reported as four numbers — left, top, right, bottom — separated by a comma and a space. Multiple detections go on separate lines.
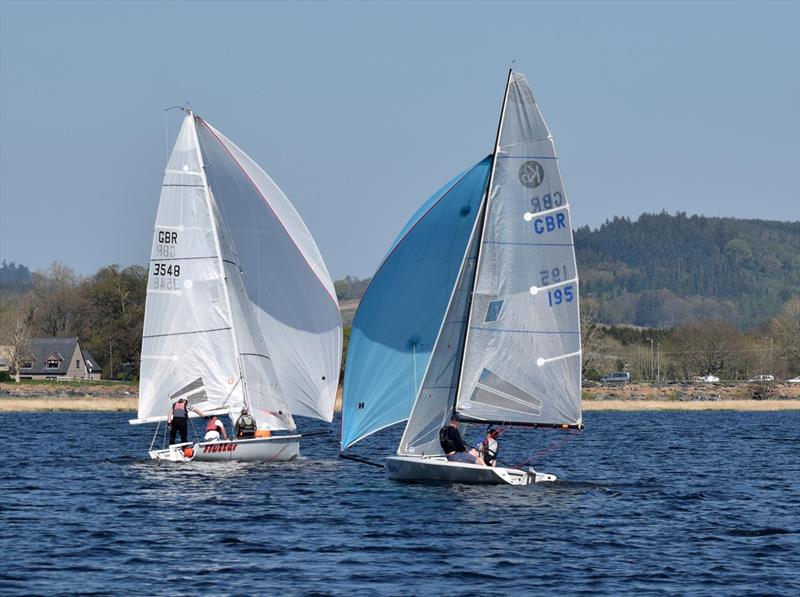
167, 398, 191, 445
190, 407, 229, 442
204, 415, 228, 441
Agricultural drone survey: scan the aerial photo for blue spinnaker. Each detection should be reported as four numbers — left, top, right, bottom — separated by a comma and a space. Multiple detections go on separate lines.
341, 157, 491, 449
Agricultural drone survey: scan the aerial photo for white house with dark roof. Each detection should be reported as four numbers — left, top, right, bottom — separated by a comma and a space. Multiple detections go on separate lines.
18, 337, 102, 380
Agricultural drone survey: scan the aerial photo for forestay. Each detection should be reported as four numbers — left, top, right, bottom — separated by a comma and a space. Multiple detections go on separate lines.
341, 158, 491, 449
138, 116, 245, 422
195, 119, 342, 422
455, 73, 582, 426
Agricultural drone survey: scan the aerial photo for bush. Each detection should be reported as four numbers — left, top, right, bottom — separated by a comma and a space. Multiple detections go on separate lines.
0, 371, 12, 382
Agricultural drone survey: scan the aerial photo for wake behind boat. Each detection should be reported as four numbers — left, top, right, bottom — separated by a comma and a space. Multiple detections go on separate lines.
129, 110, 342, 462
341, 71, 582, 484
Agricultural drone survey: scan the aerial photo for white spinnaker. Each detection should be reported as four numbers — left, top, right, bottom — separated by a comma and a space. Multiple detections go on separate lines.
397, 210, 484, 456
210, 196, 296, 432
195, 119, 342, 422
137, 115, 244, 422
455, 73, 582, 426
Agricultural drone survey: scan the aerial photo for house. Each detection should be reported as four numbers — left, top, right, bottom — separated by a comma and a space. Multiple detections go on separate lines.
18, 337, 102, 381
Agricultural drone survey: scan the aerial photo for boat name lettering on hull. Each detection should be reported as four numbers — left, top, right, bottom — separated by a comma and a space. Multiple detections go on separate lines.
202, 442, 238, 454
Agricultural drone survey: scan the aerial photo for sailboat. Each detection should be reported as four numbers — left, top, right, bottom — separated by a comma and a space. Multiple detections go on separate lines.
340, 71, 582, 484
129, 110, 342, 462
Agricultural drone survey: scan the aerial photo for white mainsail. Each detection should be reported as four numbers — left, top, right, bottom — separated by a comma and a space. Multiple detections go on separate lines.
195, 120, 342, 422
136, 114, 306, 431
138, 115, 245, 423
455, 72, 582, 426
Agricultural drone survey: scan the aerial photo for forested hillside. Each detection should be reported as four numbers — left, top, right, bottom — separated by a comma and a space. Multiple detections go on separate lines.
1, 213, 797, 379
575, 212, 799, 328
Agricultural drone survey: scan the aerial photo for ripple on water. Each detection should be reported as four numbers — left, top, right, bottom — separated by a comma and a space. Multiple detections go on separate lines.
1, 410, 799, 595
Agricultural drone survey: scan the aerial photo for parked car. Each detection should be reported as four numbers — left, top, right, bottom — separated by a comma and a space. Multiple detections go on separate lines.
748, 374, 775, 382
787, 376, 800, 384
699, 375, 720, 383
601, 371, 630, 384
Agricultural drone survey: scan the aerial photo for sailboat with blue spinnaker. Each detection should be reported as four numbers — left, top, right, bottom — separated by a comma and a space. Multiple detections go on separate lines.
341, 71, 582, 484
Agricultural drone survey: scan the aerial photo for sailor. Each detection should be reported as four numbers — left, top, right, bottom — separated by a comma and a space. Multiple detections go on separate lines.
438, 416, 483, 465
234, 407, 257, 438
167, 398, 190, 445
479, 426, 500, 467
203, 415, 228, 442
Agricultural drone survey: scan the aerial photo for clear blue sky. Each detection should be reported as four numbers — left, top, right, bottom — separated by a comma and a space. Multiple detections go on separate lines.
1, 0, 798, 280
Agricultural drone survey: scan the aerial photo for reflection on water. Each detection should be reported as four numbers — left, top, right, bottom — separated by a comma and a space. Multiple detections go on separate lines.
1, 410, 799, 595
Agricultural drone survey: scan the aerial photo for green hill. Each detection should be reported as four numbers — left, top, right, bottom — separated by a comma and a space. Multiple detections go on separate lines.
335, 212, 799, 329
575, 212, 799, 328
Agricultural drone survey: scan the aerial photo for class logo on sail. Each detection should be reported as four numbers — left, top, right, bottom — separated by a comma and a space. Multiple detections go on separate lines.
519, 160, 545, 189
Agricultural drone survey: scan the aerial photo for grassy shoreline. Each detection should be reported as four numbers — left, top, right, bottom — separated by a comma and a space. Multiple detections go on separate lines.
3, 381, 799, 413
2, 395, 799, 413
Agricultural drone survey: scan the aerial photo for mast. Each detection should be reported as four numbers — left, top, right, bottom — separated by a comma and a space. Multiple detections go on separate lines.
451, 69, 514, 416
189, 113, 250, 411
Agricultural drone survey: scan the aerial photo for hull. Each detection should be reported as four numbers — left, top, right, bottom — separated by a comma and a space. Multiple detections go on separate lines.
385, 455, 556, 485
149, 435, 301, 463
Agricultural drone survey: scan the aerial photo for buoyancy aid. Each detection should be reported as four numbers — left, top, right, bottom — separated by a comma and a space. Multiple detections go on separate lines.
206, 417, 221, 433
172, 400, 188, 418
236, 412, 256, 437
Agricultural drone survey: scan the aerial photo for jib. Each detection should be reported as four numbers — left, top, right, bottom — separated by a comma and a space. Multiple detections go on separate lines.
203, 443, 237, 453
532, 213, 566, 234
158, 231, 178, 243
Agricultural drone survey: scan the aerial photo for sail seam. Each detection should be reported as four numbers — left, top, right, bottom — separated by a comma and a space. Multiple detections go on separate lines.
149, 256, 216, 261
240, 352, 271, 360
195, 117, 338, 307
482, 241, 574, 247
469, 327, 580, 335
143, 326, 233, 339
162, 184, 205, 187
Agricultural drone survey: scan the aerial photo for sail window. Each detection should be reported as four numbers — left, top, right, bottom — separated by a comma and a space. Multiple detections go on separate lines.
485, 300, 505, 323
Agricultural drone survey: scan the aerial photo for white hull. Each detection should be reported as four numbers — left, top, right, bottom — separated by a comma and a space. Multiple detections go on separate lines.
385, 455, 556, 485
149, 435, 301, 463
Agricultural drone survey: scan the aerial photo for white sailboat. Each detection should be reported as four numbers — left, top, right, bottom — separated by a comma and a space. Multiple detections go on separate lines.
341, 71, 582, 484
130, 110, 342, 462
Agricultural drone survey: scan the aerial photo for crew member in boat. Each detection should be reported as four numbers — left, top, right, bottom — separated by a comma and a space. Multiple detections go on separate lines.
439, 416, 483, 465
478, 426, 500, 467
234, 407, 257, 438
192, 408, 229, 442
167, 398, 190, 445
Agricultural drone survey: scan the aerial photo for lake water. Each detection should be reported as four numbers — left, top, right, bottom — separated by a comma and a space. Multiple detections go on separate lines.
1, 410, 798, 595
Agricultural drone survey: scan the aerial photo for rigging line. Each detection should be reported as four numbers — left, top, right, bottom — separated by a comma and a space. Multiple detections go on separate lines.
338, 453, 384, 468
512, 428, 582, 469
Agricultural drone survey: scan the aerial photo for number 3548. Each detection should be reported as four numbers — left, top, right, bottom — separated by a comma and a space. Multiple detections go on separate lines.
152, 263, 181, 277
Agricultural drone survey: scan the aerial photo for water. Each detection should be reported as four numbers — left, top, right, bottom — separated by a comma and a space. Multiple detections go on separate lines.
1, 410, 798, 596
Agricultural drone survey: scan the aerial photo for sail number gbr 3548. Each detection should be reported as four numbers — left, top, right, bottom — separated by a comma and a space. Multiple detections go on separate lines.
152, 230, 181, 290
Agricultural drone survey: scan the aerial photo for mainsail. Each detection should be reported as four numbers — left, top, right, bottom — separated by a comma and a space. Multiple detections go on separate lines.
455, 72, 582, 426
340, 158, 491, 449
137, 113, 338, 430
138, 115, 247, 423
195, 119, 342, 422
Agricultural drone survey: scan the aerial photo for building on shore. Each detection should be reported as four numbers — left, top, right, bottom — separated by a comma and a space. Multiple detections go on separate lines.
16, 337, 102, 381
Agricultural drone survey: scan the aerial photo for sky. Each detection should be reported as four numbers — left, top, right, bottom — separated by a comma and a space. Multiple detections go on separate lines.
1, 0, 798, 280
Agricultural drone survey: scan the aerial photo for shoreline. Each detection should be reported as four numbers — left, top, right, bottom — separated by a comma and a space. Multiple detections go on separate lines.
1, 395, 799, 413
3, 381, 799, 413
